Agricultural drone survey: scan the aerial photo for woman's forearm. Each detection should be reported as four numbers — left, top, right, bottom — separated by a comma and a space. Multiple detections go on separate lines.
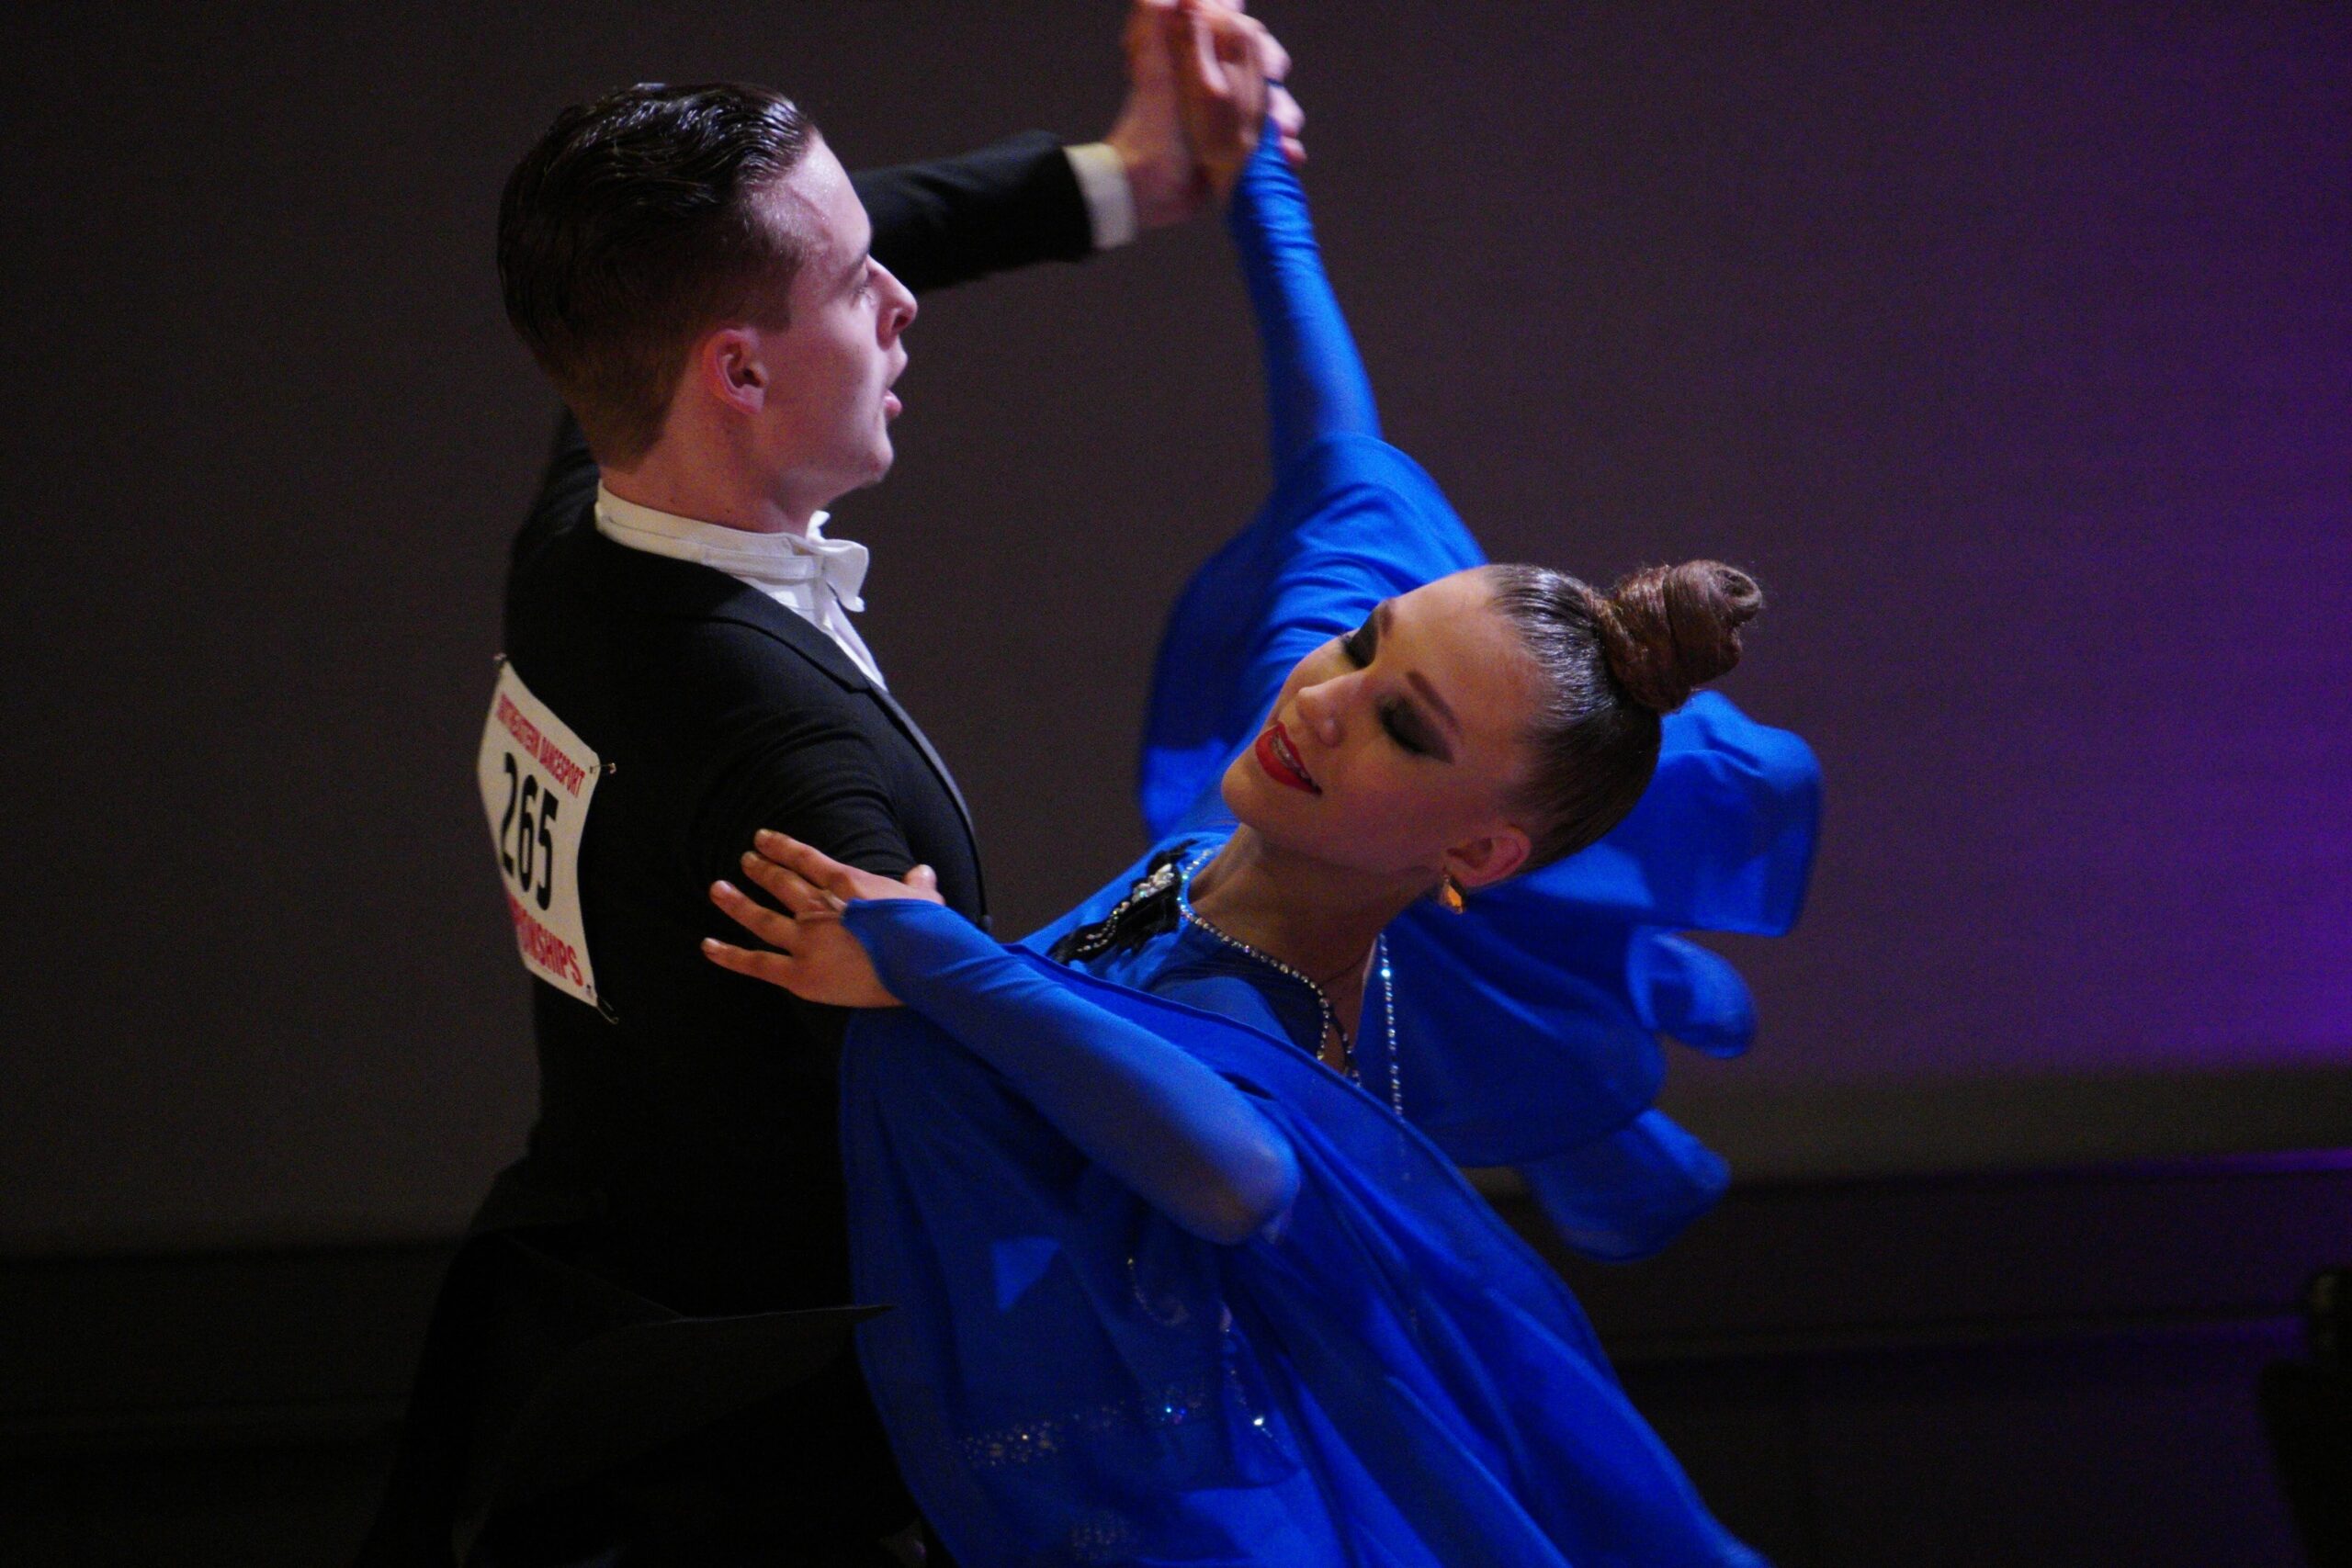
1227, 122, 1381, 472
843, 900, 1299, 1245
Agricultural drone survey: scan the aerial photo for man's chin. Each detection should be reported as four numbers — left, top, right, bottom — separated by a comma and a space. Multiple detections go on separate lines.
847, 444, 894, 492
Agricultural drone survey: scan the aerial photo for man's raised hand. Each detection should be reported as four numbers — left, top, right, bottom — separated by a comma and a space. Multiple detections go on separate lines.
702, 831, 942, 1009
1105, 0, 1304, 230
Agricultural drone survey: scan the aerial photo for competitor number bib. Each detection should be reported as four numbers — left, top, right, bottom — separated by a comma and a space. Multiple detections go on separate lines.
476, 661, 605, 1011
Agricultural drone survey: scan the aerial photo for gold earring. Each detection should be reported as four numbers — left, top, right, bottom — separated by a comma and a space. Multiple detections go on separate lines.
1436, 872, 1466, 914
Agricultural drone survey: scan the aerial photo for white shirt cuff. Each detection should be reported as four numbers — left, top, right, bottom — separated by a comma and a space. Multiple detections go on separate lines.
1064, 141, 1138, 252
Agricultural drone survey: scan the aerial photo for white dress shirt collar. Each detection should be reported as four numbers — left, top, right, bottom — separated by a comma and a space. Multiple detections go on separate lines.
593, 485, 870, 609
593, 484, 887, 687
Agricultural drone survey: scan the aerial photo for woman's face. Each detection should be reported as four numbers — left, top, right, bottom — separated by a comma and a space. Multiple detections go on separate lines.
1220, 569, 1542, 888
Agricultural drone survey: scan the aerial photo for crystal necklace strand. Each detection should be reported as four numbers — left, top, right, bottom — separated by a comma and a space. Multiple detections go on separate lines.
1179, 845, 1404, 1115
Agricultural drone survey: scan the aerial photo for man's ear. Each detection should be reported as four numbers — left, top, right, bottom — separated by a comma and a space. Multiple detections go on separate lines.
697, 326, 768, 414
1443, 824, 1532, 892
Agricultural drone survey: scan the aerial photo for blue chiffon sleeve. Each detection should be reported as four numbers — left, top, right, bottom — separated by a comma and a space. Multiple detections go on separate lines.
841, 899, 1298, 1246
1137, 130, 1823, 1259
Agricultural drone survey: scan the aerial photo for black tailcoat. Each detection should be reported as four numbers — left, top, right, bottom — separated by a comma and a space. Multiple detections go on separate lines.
362, 132, 1095, 1567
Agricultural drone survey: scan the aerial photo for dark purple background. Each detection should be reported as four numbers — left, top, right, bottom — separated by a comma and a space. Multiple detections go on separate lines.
2, 2, 2345, 1247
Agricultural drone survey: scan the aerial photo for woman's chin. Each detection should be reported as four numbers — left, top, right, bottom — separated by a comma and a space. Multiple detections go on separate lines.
1223, 764, 1401, 872
1218, 772, 1289, 840
1216, 761, 1261, 821
1220, 784, 1327, 861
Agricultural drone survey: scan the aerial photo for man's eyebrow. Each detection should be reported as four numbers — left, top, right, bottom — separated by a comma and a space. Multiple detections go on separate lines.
842, 243, 871, 288
1373, 603, 1463, 735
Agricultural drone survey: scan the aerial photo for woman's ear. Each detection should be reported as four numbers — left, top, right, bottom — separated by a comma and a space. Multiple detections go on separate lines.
1443, 824, 1532, 892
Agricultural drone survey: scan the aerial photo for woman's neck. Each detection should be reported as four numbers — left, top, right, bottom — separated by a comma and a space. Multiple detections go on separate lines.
1188, 827, 1424, 993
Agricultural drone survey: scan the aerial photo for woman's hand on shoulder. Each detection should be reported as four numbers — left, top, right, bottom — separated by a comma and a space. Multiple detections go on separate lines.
702, 831, 943, 1009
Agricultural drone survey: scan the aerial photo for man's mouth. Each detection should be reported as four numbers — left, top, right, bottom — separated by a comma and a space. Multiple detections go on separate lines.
1253, 719, 1320, 795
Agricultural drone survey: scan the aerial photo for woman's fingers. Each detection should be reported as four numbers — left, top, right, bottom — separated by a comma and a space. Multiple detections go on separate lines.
739, 850, 838, 916
1243, 6, 1290, 83
1205, 0, 1302, 165
752, 829, 864, 903
1270, 85, 1305, 164
743, 830, 942, 905
709, 879, 798, 949
699, 937, 802, 991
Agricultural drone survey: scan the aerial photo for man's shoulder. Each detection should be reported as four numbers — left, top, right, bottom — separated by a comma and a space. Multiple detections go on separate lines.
511, 529, 863, 700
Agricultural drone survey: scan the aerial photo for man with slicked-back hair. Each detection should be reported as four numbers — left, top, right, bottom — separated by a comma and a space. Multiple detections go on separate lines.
361, 6, 1305, 1565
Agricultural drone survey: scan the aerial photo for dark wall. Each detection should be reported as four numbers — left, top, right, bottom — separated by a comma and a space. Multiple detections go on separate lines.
3, 1, 2346, 1249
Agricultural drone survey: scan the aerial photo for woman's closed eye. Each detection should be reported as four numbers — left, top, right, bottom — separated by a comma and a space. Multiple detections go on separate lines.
1338, 616, 1439, 757
1379, 700, 1433, 756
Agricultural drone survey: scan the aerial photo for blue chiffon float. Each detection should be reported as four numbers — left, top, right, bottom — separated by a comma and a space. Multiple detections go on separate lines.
839, 129, 1819, 1564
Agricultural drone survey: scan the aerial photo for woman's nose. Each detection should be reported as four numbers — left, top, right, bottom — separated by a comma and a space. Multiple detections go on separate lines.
1295, 675, 1347, 748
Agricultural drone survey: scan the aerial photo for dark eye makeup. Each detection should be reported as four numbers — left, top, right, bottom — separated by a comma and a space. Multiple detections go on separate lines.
1338, 613, 1438, 758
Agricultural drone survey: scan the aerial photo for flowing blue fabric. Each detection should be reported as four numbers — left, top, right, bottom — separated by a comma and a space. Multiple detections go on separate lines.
837, 129, 1815, 1562
844, 900, 1762, 1567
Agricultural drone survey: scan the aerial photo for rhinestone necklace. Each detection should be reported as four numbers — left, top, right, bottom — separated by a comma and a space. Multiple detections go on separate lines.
1178, 845, 1403, 1115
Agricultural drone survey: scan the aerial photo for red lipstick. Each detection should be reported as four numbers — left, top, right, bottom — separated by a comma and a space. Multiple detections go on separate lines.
1253, 719, 1320, 795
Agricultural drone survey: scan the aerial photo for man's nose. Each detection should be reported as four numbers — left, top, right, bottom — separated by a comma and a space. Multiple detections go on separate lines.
877, 264, 917, 340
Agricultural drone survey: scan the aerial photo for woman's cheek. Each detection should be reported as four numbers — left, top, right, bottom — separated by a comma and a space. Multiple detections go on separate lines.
1335, 767, 1404, 835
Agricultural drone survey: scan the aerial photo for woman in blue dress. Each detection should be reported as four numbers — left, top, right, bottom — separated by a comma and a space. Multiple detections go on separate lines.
706, 19, 1817, 1564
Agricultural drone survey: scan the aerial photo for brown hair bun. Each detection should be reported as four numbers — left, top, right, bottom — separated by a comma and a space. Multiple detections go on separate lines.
1589, 561, 1763, 714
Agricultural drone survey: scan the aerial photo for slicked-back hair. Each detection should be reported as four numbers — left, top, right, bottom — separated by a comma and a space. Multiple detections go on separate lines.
498, 83, 816, 466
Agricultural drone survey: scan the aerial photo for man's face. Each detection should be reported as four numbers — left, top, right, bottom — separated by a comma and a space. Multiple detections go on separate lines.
756, 137, 917, 513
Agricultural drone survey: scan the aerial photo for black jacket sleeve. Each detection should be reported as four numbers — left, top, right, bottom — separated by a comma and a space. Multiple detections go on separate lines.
854, 130, 1094, 293
690, 682, 922, 895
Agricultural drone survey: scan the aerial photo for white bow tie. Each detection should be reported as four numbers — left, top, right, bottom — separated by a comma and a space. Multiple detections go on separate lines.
597, 491, 873, 614
695, 524, 871, 613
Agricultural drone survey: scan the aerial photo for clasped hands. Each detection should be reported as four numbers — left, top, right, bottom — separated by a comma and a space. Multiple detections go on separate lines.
704, 830, 939, 1009
1110, 0, 1301, 223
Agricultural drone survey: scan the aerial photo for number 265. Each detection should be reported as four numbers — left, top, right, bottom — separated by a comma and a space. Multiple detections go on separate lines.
497, 752, 560, 910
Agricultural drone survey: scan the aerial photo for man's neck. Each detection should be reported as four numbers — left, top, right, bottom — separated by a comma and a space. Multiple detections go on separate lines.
601, 457, 820, 537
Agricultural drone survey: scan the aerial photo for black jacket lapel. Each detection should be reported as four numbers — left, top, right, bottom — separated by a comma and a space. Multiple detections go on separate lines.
587, 527, 984, 864
862, 682, 979, 849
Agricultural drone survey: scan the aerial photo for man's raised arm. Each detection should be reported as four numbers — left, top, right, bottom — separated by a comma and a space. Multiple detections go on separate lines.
854, 0, 1304, 294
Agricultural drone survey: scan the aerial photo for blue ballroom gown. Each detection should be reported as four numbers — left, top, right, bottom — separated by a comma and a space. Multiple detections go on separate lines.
835, 130, 1821, 1565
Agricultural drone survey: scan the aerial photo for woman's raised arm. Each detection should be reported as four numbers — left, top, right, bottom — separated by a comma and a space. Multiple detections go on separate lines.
1174, 1, 1381, 472
1227, 118, 1381, 471
1170, 0, 1374, 472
